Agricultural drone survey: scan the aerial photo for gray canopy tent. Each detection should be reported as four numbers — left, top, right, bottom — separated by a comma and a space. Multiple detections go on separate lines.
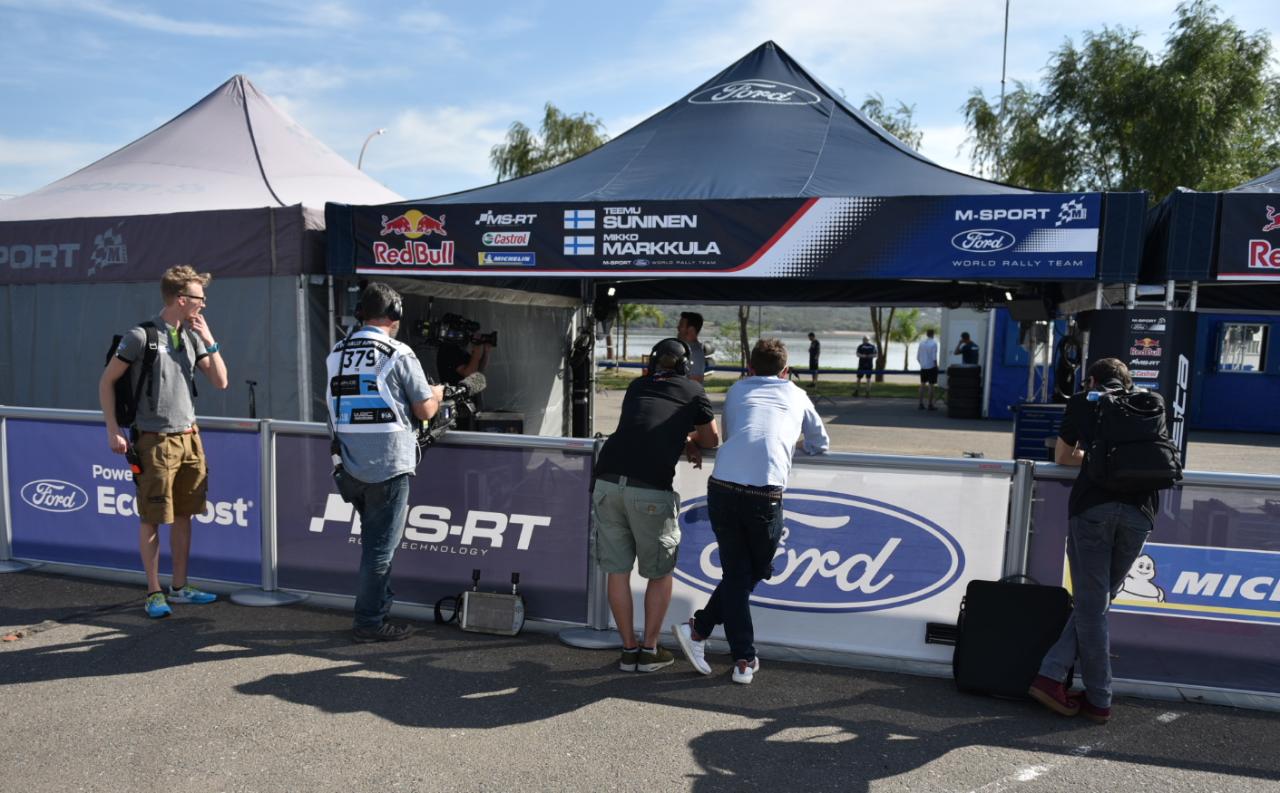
0, 75, 402, 420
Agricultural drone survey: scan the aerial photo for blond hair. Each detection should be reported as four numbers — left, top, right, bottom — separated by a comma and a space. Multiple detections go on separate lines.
160, 265, 212, 302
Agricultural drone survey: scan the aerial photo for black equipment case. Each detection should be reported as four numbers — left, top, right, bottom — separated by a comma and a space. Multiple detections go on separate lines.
952, 575, 1073, 698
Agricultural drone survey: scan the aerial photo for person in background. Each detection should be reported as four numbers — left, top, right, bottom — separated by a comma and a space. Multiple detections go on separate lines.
807, 332, 821, 386
916, 328, 940, 411
954, 331, 980, 365
671, 338, 829, 685
854, 336, 877, 397
677, 311, 707, 383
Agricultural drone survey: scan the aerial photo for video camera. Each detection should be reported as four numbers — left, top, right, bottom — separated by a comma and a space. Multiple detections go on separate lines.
418, 372, 486, 449
417, 312, 497, 348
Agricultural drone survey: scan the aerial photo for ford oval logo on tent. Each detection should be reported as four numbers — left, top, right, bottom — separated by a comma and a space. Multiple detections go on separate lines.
688, 80, 822, 106
674, 489, 964, 612
951, 228, 1016, 253
20, 479, 89, 513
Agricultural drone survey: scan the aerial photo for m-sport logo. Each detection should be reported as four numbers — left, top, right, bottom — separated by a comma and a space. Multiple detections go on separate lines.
20, 479, 89, 513
951, 229, 1016, 253
687, 80, 821, 106
674, 490, 964, 612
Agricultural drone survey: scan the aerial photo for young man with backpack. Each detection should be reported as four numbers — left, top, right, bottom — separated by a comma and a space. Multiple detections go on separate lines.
1028, 358, 1180, 724
98, 265, 229, 618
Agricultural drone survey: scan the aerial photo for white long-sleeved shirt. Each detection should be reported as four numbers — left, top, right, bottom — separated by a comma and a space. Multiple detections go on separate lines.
711, 376, 829, 488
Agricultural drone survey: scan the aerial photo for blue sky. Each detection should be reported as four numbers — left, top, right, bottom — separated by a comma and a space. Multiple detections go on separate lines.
1, 0, 1275, 201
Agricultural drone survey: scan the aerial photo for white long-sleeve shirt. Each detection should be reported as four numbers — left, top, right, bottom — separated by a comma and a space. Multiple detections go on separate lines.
917, 337, 939, 369
712, 376, 829, 488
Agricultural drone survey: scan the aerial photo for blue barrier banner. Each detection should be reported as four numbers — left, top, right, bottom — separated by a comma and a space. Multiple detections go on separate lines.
1029, 478, 1280, 694
6, 419, 262, 584
274, 434, 593, 623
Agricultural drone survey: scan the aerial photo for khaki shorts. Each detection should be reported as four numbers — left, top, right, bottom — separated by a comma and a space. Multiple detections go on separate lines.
592, 478, 680, 579
134, 430, 208, 525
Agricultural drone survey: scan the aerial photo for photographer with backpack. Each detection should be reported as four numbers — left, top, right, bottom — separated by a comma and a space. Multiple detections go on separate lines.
1028, 358, 1181, 724
98, 266, 229, 619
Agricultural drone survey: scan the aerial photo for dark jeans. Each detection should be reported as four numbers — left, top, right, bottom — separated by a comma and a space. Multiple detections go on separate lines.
693, 483, 785, 662
1039, 502, 1152, 708
349, 473, 412, 629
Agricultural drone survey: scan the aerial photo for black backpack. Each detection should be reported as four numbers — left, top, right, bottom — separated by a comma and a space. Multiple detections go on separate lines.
105, 322, 160, 430
1084, 388, 1183, 492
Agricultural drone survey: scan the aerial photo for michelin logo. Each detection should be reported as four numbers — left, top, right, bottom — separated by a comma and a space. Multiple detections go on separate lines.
1108, 543, 1280, 625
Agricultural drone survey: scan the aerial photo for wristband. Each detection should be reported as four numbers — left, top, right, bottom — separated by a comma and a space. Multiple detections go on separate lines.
205, 342, 220, 354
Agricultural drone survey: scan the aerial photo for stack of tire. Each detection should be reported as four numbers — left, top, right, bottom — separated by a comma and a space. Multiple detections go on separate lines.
946, 365, 983, 419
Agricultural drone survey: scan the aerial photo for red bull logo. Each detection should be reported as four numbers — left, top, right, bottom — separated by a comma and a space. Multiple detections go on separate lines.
380, 209, 448, 239
1129, 337, 1162, 357
1264, 205, 1280, 233
372, 240, 456, 267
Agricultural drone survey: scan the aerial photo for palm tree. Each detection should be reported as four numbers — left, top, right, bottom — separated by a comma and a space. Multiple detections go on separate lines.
618, 304, 664, 361
891, 309, 923, 370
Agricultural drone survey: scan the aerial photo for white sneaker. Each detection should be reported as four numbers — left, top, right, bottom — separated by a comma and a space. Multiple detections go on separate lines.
732, 657, 760, 685
671, 621, 712, 675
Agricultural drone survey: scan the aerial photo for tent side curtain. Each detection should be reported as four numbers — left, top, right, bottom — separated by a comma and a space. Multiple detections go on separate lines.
0, 205, 320, 286
1097, 192, 1149, 283
1141, 191, 1220, 282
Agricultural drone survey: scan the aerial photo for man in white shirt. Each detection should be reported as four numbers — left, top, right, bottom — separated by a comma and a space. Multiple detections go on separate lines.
916, 328, 940, 411
671, 338, 829, 685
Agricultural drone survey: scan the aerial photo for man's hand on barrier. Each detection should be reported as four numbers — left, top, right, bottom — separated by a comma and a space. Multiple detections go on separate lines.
107, 430, 129, 455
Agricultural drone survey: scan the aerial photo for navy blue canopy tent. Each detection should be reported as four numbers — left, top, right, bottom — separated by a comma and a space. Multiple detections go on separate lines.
327, 42, 1146, 305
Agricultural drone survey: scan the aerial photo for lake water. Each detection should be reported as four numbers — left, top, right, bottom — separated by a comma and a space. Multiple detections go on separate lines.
598, 331, 928, 371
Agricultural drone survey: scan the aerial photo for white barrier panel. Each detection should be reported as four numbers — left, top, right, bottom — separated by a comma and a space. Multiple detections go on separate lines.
625, 459, 1010, 662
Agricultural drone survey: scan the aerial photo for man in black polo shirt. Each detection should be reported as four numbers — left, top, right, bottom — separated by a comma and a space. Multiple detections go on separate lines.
1028, 358, 1160, 725
593, 338, 720, 673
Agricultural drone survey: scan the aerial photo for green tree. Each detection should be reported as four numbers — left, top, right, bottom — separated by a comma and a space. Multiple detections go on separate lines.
617, 304, 664, 361
860, 93, 924, 151
890, 309, 922, 370
490, 102, 609, 181
963, 1, 1280, 196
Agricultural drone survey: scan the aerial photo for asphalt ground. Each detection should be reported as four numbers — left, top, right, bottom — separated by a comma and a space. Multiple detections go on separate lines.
2, 571, 1278, 793
592, 377, 1280, 475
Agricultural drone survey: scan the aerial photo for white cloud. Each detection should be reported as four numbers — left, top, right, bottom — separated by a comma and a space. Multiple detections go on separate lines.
917, 124, 975, 176
375, 106, 514, 175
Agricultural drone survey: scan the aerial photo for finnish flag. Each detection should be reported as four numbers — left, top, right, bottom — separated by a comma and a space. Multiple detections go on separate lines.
564, 209, 595, 229
564, 236, 595, 256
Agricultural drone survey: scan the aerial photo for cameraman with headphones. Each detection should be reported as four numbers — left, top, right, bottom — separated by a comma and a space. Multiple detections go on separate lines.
328, 282, 443, 643
592, 339, 720, 673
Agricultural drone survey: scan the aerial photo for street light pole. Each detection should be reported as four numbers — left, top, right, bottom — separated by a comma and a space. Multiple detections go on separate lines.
998, 0, 1010, 177
357, 128, 386, 170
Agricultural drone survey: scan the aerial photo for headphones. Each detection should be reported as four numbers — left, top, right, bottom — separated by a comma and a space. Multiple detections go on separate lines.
649, 338, 692, 376
354, 285, 403, 323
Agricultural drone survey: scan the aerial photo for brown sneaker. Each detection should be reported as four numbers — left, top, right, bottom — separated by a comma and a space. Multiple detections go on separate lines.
1076, 697, 1111, 724
1028, 674, 1080, 717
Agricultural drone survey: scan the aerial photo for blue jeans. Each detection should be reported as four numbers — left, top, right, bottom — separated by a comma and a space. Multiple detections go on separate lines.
1039, 502, 1152, 708
693, 482, 785, 662
349, 473, 412, 629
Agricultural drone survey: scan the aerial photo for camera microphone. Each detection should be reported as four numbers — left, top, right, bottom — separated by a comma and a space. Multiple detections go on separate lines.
450, 372, 487, 398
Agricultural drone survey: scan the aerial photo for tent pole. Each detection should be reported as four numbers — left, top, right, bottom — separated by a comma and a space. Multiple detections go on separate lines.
1164, 279, 1175, 309
1094, 282, 1103, 310
1189, 281, 1199, 312
296, 275, 311, 422
326, 275, 335, 352
981, 308, 995, 418
1125, 284, 1136, 309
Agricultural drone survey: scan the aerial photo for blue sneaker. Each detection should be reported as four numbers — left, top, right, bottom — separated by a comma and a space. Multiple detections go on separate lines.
144, 592, 172, 619
168, 584, 217, 605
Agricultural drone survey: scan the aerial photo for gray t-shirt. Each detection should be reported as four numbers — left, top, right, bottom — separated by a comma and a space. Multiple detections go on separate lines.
114, 313, 208, 432
333, 336, 433, 484
687, 339, 706, 378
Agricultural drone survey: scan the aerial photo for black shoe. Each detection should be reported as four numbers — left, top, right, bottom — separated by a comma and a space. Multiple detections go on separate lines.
352, 622, 414, 643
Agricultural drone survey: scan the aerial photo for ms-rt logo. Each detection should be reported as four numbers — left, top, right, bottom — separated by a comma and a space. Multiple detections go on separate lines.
674, 490, 965, 612
308, 494, 550, 557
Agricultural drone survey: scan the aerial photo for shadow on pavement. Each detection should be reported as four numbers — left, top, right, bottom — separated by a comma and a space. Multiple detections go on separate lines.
3, 571, 1278, 791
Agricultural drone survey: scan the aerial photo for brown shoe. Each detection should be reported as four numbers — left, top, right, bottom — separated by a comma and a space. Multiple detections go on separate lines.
1028, 674, 1080, 717
1075, 696, 1111, 724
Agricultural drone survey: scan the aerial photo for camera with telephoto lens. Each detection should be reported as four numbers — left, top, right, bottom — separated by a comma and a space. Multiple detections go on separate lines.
416, 313, 497, 348
418, 372, 486, 449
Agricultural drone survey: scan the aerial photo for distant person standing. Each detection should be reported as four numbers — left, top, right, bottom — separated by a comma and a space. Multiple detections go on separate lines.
954, 332, 980, 365
807, 332, 821, 386
678, 311, 707, 383
917, 329, 940, 411
854, 336, 877, 397
671, 338, 829, 685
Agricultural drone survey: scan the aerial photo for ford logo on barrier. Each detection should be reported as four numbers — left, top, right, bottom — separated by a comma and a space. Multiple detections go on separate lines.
20, 479, 89, 513
688, 80, 822, 106
674, 489, 964, 612
951, 228, 1016, 252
